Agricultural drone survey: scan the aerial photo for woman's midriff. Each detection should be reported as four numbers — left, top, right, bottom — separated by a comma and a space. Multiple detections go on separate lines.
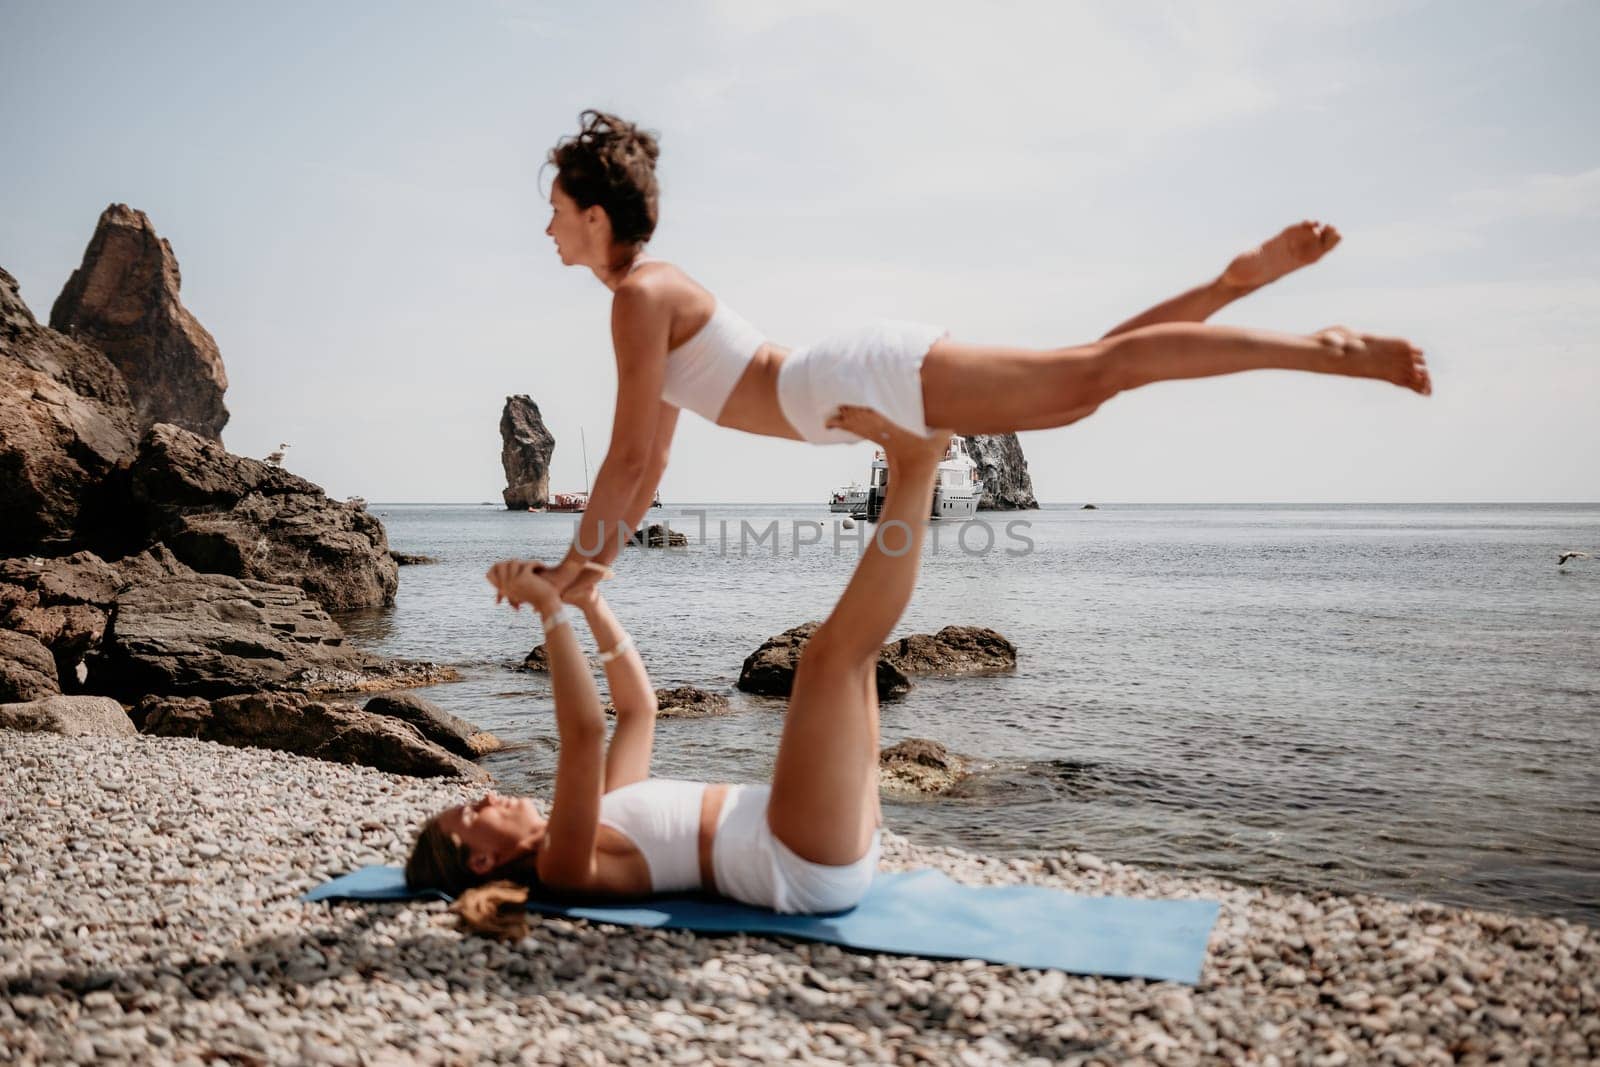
597, 783, 729, 896
714, 345, 805, 440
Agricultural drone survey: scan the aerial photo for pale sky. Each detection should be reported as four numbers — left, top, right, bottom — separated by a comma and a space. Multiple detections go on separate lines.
3, 0, 1596, 503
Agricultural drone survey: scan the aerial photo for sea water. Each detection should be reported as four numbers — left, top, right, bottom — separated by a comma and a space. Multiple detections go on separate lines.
336, 503, 1600, 925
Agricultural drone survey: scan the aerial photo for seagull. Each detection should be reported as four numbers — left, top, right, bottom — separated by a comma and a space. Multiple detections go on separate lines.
1558, 551, 1592, 567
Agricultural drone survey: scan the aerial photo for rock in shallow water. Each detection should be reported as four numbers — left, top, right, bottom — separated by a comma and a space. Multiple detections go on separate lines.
879, 738, 972, 797
738, 622, 910, 700
880, 626, 1016, 676
363, 693, 502, 757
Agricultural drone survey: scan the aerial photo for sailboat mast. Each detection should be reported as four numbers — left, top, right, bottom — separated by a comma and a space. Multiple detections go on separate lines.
581, 429, 590, 494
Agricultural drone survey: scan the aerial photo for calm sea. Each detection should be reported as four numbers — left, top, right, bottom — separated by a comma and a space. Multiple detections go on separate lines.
335, 503, 1600, 926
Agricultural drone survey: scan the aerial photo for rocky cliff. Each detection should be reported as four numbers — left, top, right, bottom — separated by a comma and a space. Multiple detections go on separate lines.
963, 433, 1039, 511
0, 267, 141, 554
501, 394, 556, 509
49, 203, 229, 442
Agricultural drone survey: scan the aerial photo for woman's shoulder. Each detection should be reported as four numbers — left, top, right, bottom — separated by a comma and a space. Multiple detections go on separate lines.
614, 259, 706, 304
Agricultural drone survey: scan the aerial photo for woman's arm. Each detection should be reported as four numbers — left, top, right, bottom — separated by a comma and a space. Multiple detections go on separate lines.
550, 286, 673, 588
485, 561, 606, 889
567, 585, 658, 793
619, 403, 678, 534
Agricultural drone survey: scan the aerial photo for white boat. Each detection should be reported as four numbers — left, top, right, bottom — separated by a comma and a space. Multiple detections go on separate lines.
838, 437, 984, 521
828, 483, 869, 514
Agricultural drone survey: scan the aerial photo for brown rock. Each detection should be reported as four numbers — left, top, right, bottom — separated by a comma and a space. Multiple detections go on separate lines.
0, 630, 61, 702
129, 423, 399, 609
363, 692, 503, 757
501, 395, 556, 510
737, 622, 911, 700
0, 695, 134, 738
138, 691, 487, 779
627, 523, 687, 547
0, 267, 141, 554
522, 644, 549, 672
89, 570, 454, 699
879, 738, 972, 797
0, 546, 196, 688
880, 626, 1017, 676
603, 685, 732, 719
49, 204, 229, 441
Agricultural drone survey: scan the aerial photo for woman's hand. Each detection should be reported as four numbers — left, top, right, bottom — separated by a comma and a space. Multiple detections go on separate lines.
486, 559, 562, 617
540, 556, 587, 597
560, 562, 614, 610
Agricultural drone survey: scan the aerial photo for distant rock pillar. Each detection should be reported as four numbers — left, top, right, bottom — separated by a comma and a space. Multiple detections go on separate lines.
501, 394, 555, 509
49, 203, 229, 443
963, 433, 1039, 511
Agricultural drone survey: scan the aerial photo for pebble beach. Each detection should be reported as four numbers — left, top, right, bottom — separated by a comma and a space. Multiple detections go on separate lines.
3, 731, 1596, 1066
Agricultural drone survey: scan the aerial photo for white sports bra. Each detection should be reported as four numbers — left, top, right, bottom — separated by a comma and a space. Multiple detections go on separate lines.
627, 256, 766, 422
598, 778, 707, 892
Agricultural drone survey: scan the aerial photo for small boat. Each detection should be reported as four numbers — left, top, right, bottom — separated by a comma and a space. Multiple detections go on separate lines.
828, 483, 868, 514
839, 437, 984, 521
545, 492, 589, 513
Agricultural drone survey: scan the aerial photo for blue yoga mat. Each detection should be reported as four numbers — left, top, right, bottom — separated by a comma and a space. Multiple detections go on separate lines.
305, 866, 1219, 984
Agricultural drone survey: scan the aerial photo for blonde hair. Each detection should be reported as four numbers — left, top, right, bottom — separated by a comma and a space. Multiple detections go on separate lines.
405, 811, 538, 940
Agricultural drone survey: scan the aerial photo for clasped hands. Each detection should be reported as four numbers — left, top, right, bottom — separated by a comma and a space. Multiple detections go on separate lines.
486, 557, 610, 615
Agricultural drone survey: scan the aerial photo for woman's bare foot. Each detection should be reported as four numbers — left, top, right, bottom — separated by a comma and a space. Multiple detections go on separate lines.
1223, 220, 1341, 291
560, 562, 614, 610
486, 559, 561, 615
824, 404, 952, 466
1314, 327, 1432, 396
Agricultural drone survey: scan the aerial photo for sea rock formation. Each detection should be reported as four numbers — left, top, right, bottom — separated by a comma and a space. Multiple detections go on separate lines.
880, 626, 1017, 675
0, 695, 135, 738
88, 570, 453, 700
521, 643, 549, 672
879, 737, 972, 797
48, 204, 229, 441
363, 693, 503, 758
501, 395, 556, 510
0, 630, 61, 702
737, 622, 911, 700
0, 268, 142, 555
628, 523, 687, 547
135, 691, 487, 780
603, 685, 732, 719
962, 433, 1038, 511
129, 423, 399, 609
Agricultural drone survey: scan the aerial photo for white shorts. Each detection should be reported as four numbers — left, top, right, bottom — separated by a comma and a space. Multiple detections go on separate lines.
776, 320, 949, 444
711, 784, 881, 914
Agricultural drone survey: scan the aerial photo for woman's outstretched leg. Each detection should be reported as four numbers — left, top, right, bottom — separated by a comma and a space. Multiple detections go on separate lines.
921, 323, 1431, 436
766, 409, 947, 867
1101, 220, 1342, 341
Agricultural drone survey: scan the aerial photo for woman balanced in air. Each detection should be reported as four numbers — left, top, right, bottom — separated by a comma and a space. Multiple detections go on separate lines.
535, 110, 1431, 593
407, 408, 952, 931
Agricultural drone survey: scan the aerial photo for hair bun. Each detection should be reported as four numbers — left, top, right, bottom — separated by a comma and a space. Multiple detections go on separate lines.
548, 110, 663, 246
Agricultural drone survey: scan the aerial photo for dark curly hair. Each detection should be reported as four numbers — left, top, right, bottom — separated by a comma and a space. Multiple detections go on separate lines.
547, 109, 661, 250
